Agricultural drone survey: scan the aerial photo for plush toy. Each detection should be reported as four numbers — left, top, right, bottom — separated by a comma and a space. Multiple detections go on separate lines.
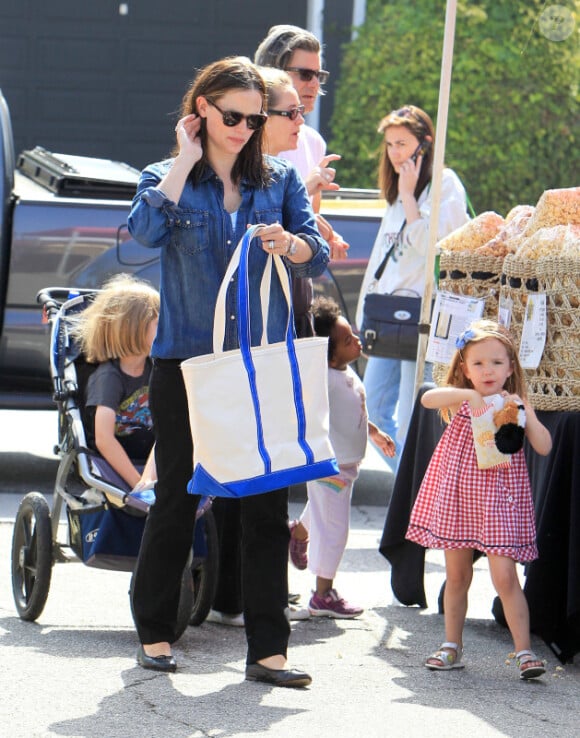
493, 399, 526, 454
471, 395, 527, 469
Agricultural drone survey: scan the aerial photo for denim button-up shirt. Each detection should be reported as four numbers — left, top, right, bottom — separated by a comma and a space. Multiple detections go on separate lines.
128, 156, 329, 360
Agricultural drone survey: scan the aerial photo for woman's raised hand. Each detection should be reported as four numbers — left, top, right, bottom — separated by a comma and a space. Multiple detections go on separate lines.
305, 154, 342, 197
398, 153, 421, 199
157, 115, 203, 202
174, 114, 203, 166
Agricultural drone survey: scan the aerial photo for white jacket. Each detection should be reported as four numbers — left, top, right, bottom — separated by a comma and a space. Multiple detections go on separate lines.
355, 167, 469, 329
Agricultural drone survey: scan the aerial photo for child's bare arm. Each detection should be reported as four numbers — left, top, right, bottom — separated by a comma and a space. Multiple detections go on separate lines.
421, 387, 485, 414
368, 422, 396, 457
94, 405, 142, 488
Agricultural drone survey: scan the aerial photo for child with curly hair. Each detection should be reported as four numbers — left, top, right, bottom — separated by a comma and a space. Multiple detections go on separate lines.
289, 296, 395, 617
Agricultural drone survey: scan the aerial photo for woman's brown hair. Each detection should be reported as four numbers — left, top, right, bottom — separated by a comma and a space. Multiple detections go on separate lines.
259, 67, 295, 110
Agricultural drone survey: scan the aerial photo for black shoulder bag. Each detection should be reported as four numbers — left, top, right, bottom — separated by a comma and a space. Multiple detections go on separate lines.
360, 224, 423, 361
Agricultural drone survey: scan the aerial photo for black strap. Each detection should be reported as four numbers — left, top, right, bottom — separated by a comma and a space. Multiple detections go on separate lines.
372, 219, 406, 281
373, 242, 396, 281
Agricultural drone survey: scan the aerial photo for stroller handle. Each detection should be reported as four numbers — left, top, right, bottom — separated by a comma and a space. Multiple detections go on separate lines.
37, 287, 99, 402
37, 287, 99, 318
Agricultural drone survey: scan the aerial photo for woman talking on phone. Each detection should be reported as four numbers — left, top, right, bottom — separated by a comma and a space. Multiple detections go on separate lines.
355, 105, 469, 468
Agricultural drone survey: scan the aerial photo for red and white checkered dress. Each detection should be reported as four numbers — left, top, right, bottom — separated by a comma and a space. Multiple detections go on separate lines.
406, 401, 538, 562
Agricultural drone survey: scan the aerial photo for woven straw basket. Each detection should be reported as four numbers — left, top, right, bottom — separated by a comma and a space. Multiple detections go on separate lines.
433, 251, 505, 385
438, 251, 504, 319
499, 255, 580, 411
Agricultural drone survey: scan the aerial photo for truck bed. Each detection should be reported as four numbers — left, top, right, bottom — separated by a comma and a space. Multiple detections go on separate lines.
17, 147, 139, 200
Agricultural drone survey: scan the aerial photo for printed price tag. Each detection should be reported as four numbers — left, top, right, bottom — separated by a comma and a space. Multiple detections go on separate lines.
426, 291, 485, 364
498, 295, 514, 330
519, 293, 547, 369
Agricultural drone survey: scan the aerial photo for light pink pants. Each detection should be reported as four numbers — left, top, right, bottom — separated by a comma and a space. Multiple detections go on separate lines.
300, 463, 360, 580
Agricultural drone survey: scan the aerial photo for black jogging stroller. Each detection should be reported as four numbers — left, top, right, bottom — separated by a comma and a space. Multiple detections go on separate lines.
10, 287, 218, 637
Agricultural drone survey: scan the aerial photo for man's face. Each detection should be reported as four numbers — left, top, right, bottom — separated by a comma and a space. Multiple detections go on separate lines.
285, 49, 324, 114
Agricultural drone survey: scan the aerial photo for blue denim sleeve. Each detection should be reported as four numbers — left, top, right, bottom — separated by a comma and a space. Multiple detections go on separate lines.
281, 165, 329, 279
127, 162, 177, 248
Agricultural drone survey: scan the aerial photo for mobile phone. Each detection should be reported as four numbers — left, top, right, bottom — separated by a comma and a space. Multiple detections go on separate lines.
411, 140, 431, 163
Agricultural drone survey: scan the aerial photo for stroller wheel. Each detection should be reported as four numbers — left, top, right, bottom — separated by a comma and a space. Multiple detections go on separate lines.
11, 492, 53, 621
128, 507, 219, 637
174, 554, 195, 641
128, 550, 195, 644
189, 507, 219, 626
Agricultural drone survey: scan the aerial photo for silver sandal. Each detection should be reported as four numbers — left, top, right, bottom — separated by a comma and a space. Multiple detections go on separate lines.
516, 649, 545, 680
425, 641, 465, 671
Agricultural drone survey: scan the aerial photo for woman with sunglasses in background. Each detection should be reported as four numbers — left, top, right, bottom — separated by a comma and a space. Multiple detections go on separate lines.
127, 56, 328, 687
355, 105, 469, 469
261, 68, 305, 158
255, 26, 349, 336
255, 25, 338, 209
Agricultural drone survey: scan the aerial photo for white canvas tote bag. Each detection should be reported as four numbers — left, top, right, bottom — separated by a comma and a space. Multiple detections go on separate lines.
181, 225, 338, 498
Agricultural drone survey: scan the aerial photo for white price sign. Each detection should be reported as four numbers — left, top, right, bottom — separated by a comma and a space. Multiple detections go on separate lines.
426, 291, 486, 364
519, 293, 547, 369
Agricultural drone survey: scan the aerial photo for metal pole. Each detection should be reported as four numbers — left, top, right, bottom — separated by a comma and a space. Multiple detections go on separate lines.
306, 0, 325, 131
414, 0, 458, 395
351, 0, 367, 40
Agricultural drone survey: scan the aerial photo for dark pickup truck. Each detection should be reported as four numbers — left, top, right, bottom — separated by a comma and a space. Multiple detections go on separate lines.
0, 89, 382, 408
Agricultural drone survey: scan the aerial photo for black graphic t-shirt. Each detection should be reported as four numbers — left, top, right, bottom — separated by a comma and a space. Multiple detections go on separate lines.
85, 358, 154, 463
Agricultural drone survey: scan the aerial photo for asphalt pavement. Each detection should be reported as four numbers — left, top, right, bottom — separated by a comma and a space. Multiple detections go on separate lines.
0, 409, 578, 738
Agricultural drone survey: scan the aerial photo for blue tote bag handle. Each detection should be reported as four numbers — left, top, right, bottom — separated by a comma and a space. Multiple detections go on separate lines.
236, 226, 314, 472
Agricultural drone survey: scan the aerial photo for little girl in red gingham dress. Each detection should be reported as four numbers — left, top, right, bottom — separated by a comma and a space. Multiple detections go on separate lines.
406, 320, 552, 680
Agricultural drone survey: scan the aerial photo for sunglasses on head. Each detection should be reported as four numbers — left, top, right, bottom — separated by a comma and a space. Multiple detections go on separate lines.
393, 106, 425, 127
285, 67, 330, 84
382, 106, 429, 137
394, 107, 415, 117
267, 105, 305, 121
206, 99, 267, 130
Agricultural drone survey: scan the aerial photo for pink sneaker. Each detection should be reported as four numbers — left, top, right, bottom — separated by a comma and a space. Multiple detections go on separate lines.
289, 520, 308, 570
308, 589, 363, 619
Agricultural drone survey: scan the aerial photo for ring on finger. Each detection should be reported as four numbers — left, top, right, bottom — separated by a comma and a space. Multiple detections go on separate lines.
268, 240, 275, 250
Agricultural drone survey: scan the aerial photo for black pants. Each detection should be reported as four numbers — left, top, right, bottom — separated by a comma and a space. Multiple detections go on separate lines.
291, 276, 314, 338
212, 497, 243, 614
208, 277, 314, 616
132, 358, 291, 664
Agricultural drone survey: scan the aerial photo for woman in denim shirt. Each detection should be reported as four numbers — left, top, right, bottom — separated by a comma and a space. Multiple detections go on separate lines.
128, 56, 328, 687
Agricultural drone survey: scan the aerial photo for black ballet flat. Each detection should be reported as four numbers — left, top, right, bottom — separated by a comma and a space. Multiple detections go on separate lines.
245, 662, 312, 688
136, 645, 177, 672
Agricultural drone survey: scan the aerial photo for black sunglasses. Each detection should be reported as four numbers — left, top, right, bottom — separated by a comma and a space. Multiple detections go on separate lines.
206, 99, 267, 130
285, 67, 330, 85
267, 105, 305, 121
